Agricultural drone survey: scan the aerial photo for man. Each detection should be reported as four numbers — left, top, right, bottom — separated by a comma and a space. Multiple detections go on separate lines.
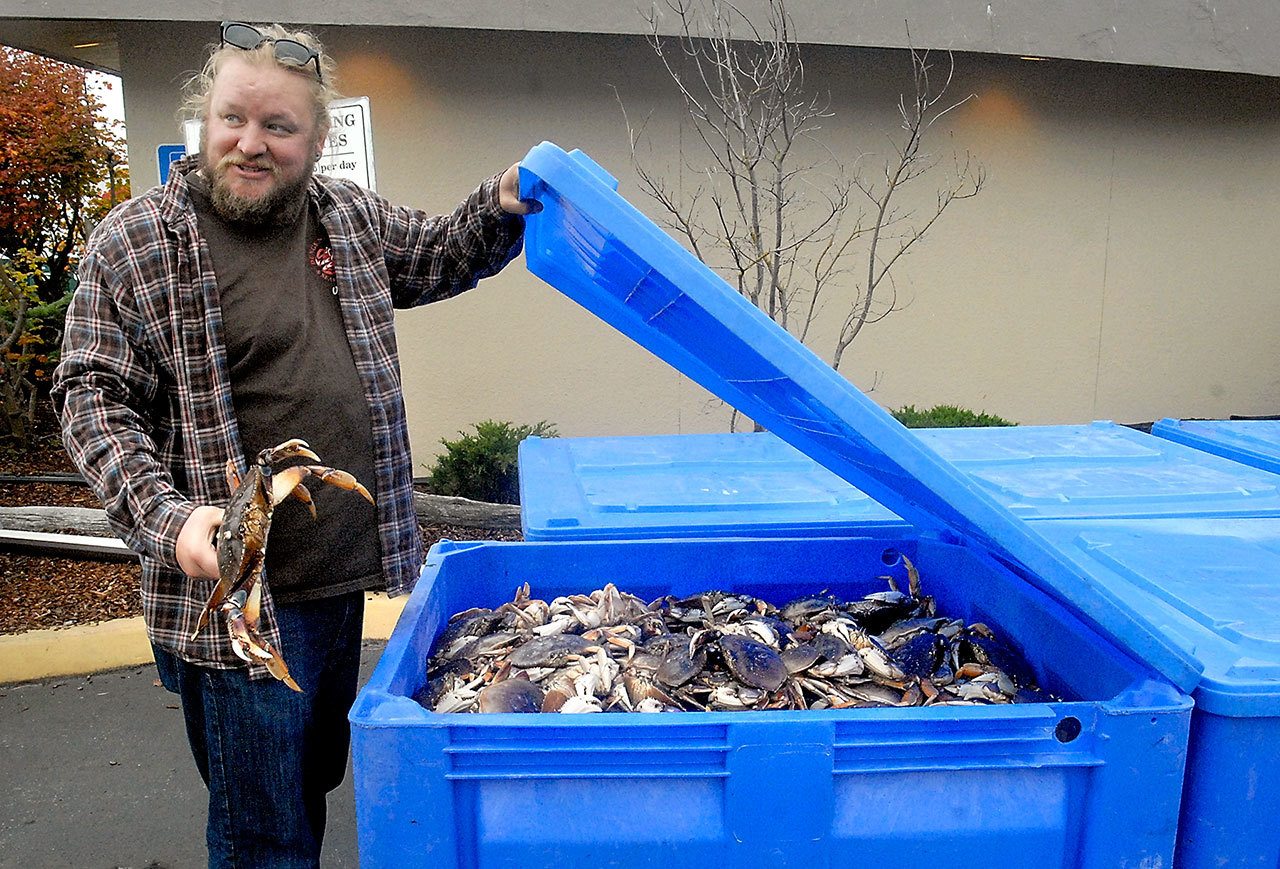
51, 22, 532, 868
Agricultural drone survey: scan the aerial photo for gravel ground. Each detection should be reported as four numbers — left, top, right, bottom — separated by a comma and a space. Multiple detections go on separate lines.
0, 434, 521, 636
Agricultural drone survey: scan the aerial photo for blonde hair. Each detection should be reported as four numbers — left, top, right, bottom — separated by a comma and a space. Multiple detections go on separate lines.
180, 23, 339, 138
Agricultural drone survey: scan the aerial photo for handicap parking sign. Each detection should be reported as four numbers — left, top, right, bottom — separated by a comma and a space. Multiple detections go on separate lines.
157, 145, 186, 185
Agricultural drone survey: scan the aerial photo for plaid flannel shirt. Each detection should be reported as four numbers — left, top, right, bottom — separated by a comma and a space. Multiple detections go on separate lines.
51, 157, 524, 674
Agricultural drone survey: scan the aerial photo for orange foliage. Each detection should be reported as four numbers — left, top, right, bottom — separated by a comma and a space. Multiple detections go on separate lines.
0, 47, 129, 447
0, 46, 128, 295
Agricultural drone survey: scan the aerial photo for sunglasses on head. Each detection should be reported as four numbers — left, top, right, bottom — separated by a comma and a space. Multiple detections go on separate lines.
220, 21, 323, 82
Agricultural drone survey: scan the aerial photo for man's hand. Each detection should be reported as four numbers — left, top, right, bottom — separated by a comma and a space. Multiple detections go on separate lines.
177, 505, 224, 580
498, 162, 538, 215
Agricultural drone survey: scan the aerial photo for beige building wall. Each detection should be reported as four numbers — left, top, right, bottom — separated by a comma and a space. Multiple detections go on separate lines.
113, 22, 1280, 465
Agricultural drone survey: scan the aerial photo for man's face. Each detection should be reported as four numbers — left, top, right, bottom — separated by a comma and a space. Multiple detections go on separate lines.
202, 55, 325, 225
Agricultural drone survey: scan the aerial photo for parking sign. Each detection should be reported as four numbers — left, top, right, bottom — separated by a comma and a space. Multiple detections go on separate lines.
157, 144, 186, 184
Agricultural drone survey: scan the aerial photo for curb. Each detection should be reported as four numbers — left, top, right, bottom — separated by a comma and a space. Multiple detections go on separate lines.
0, 592, 407, 684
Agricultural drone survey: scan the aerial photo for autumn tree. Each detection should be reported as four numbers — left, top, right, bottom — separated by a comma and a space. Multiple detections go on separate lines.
626, 1, 983, 410
0, 46, 128, 447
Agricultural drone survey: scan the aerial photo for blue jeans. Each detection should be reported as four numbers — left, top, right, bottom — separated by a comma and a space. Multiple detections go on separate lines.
153, 591, 365, 869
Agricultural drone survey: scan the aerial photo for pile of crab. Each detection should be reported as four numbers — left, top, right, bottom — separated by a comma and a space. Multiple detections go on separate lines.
418, 556, 1053, 714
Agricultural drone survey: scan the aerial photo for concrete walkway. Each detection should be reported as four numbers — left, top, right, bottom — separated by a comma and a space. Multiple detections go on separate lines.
0, 595, 407, 869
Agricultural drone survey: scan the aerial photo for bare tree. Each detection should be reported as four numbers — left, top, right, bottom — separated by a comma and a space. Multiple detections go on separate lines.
625, 0, 985, 384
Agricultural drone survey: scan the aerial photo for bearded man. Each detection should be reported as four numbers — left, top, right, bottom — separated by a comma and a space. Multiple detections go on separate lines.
52, 21, 532, 868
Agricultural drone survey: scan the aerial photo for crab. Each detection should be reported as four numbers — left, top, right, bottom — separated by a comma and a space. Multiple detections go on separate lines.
192, 438, 375, 692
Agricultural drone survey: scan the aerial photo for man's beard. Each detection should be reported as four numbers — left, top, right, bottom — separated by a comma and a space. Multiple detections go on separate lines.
205, 152, 314, 229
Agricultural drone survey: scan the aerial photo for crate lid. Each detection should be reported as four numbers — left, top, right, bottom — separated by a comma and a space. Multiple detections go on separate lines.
518, 432, 906, 540
518, 141, 1202, 692
920, 421, 1280, 518
515, 424, 1280, 541
1153, 418, 1280, 476
1030, 516, 1280, 715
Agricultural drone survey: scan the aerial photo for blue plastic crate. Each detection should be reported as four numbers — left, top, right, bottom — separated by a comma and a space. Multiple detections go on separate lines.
1152, 418, 1280, 476
351, 536, 1191, 868
518, 423, 1280, 540
347, 142, 1203, 868
1028, 516, 1280, 867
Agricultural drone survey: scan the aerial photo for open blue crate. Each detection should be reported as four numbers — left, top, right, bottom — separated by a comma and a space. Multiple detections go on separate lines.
352, 535, 1190, 868
518, 422, 1280, 541
1152, 417, 1280, 476
351, 143, 1200, 867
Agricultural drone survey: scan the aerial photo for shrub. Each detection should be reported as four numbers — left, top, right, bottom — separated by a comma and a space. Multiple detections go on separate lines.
2, 251, 71, 449
423, 420, 558, 504
889, 404, 1017, 428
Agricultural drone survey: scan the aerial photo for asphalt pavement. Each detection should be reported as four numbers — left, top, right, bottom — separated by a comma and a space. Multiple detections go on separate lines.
0, 642, 387, 869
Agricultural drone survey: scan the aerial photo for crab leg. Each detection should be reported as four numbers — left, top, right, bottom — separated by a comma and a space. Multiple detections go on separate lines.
271, 465, 375, 512
903, 553, 922, 599
272, 466, 316, 517
194, 583, 226, 637
224, 459, 241, 493
242, 560, 265, 628
300, 466, 375, 504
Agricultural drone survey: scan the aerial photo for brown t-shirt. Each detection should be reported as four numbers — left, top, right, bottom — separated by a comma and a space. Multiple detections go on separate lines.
189, 174, 382, 602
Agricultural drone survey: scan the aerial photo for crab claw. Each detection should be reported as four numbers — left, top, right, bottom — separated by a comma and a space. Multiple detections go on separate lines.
225, 604, 303, 692
258, 438, 321, 466
224, 595, 256, 664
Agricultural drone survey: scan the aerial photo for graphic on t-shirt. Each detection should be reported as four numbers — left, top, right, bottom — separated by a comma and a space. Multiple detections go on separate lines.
308, 239, 336, 284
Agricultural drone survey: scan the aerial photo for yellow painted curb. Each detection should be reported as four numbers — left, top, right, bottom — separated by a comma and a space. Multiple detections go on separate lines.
0, 592, 407, 683
361, 592, 408, 639
0, 616, 154, 683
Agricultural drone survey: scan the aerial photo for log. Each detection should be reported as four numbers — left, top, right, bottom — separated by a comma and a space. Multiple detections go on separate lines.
0, 529, 137, 561
0, 506, 115, 537
0, 493, 522, 537
411, 492, 522, 530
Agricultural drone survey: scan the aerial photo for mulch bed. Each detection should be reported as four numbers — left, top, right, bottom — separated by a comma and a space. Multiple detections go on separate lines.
0, 428, 520, 636
0, 555, 142, 634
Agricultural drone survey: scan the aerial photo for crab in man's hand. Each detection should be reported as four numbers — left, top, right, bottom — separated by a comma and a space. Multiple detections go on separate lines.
192, 438, 375, 691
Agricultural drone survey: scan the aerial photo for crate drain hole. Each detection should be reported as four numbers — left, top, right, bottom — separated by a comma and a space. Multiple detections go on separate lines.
1054, 716, 1082, 743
